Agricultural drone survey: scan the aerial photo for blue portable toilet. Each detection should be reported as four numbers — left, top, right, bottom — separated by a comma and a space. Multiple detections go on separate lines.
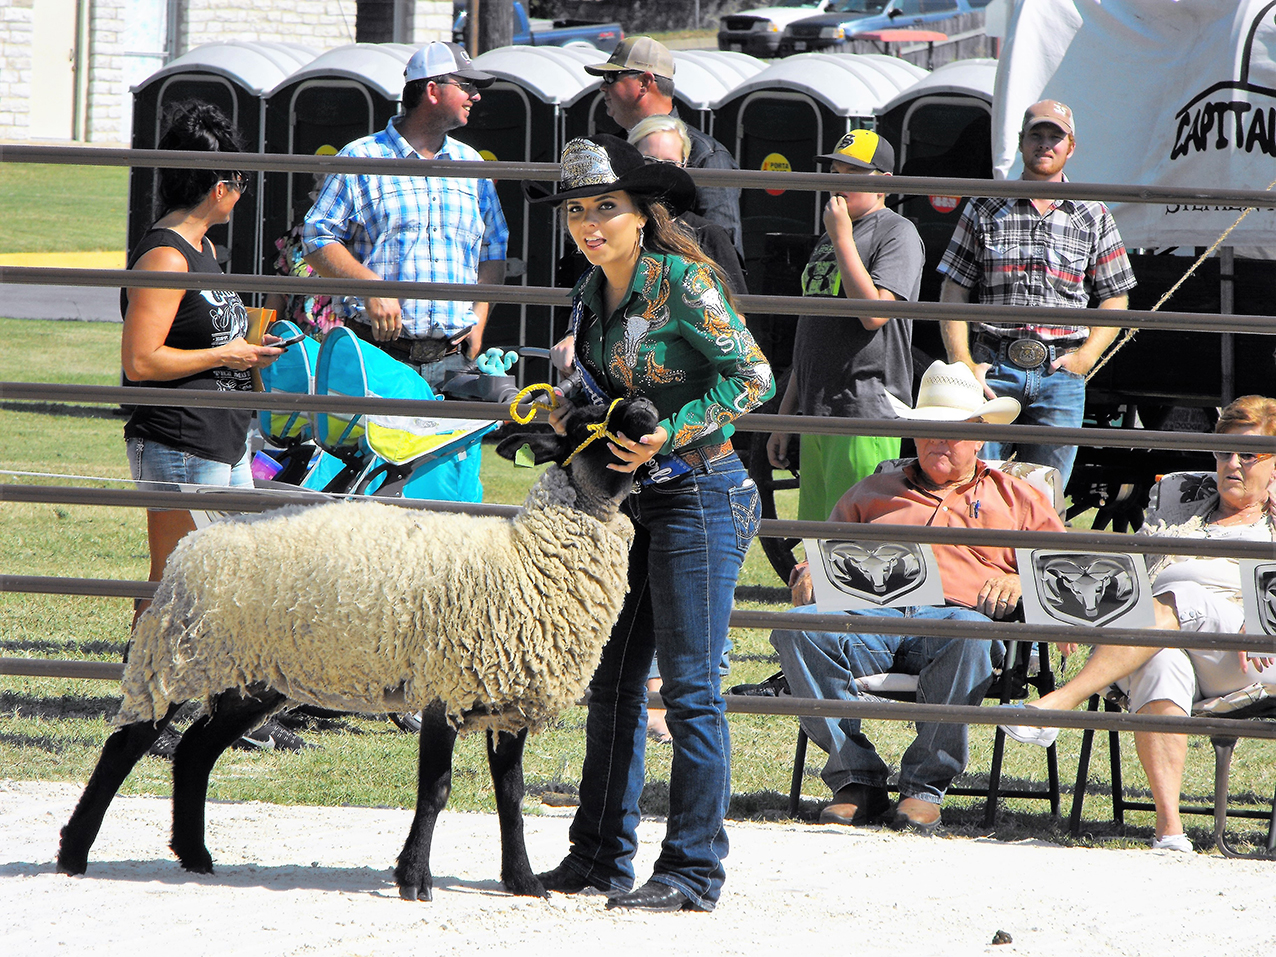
128, 42, 316, 277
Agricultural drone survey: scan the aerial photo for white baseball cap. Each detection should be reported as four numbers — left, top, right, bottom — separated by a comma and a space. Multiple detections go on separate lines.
405, 41, 495, 86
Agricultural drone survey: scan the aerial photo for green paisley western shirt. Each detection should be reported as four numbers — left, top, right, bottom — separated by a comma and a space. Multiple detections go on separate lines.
574, 252, 774, 455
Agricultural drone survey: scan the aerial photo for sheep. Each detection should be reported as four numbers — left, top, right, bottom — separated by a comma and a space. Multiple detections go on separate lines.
56, 395, 660, 902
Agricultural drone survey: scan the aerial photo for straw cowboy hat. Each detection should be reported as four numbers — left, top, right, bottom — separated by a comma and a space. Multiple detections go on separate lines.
888, 360, 1021, 424
523, 134, 696, 213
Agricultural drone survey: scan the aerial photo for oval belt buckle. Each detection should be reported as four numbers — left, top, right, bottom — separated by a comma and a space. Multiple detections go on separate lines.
1007, 338, 1049, 370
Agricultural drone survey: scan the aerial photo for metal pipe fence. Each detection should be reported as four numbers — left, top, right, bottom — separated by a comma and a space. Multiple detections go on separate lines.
6, 145, 1276, 752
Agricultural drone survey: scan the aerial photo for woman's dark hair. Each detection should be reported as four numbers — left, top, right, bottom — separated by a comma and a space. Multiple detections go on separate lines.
634, 198, 743, 315
155, 101, 245, 215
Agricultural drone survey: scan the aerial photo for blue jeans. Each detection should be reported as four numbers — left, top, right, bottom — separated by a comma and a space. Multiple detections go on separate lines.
127, 436, 252, 496
559, 452, 760, 911
972, 341, 1086, 485
770, 605, 1003, 804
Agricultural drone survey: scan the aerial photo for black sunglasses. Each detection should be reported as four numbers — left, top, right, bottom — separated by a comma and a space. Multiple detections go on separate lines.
601, 70, 642, 86
218, 172, 249, 193
436, 76, 480, 97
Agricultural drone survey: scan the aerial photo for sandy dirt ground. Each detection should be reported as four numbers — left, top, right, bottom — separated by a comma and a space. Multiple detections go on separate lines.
2, 779, 1269, 957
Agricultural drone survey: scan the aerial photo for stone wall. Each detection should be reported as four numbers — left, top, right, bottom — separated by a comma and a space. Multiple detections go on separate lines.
0, 0, 33, 138
0, 0, 452, 144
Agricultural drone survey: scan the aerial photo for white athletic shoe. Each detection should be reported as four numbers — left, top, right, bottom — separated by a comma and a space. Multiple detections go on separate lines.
996, 704, 1059, 748
1151, 833, 1193, 852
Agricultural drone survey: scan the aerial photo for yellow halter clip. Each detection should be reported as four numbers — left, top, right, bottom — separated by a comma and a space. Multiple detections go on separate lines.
507, 386, 627, 468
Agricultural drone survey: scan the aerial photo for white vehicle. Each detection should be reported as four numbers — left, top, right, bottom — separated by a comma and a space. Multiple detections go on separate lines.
718, 0, 832, 56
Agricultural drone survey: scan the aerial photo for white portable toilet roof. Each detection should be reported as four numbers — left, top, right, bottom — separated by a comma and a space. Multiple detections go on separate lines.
672, 51, 768, 110
714, 53, 926, 116
132, 41, 317, 95
879, 57, 996, 114
473, 46, 600, 105
268, 43, 414, 101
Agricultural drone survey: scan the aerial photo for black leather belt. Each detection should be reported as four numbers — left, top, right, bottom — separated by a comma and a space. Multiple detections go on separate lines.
346, 317, 463, 364
973, 332, 1084, 371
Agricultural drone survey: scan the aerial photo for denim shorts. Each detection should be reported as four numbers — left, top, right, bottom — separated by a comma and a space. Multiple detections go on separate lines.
127, 436, 252, 508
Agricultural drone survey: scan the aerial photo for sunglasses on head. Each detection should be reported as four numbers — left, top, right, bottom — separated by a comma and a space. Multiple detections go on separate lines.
218, 172, 249, 193
1211, 449, 1274, 465
601, 70, 641, 86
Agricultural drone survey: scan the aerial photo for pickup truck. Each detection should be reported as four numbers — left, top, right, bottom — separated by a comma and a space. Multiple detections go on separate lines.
453, 1, 624, 52
778, 0, 989, 56
718, 0, 832, 57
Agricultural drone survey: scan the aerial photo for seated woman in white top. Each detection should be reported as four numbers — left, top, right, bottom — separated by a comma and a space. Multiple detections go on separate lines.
1002, 394, 1276, 852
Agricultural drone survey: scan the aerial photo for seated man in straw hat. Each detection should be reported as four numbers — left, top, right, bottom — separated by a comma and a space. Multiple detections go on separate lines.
770, 361, 1065, 833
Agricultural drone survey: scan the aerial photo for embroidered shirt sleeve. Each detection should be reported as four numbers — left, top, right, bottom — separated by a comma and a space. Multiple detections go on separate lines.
662, 262, 774, 452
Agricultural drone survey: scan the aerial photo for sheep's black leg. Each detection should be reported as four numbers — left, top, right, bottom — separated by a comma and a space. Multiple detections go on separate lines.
488, 727, 545, 898
395, 702, 455, 901
57, 704, 181, 875
169, 687, 285, 873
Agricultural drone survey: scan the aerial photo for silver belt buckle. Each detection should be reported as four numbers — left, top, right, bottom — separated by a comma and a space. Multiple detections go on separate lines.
1007, 338, 1049, 370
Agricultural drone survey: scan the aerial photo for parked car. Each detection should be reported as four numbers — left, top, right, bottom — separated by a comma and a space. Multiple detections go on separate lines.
718, 0, 832, 57
778, 0, 990, 56
453, 0, 623, 52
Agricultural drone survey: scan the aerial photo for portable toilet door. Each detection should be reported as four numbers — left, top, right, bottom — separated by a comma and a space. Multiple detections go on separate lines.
876, 58, 995, 303
711, 54, 925, 284
469, 46, 602, 385
260, 44, 413, 278
128, 42, 314, 279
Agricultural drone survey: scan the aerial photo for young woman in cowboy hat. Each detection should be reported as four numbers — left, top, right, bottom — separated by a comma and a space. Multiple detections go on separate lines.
526, 135, 774, 912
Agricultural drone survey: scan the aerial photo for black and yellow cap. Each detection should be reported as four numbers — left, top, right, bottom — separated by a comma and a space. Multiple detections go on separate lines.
815, 129, 895, 173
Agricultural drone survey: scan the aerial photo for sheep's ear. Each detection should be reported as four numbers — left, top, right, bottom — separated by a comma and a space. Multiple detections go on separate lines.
496, 432, 566, 465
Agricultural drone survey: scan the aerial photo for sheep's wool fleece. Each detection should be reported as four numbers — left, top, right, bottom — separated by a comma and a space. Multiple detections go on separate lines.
117, 469, 633, 735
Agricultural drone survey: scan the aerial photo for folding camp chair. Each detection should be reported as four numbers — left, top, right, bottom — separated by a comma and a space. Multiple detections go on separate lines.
750, 459, 1066, 825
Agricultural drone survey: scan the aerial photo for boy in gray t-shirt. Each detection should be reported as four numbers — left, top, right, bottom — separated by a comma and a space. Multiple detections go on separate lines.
767, 129, 925, 522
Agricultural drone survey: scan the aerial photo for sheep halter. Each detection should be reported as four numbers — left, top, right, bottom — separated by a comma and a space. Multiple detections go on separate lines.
508, 386, 627, 469
509, 383, 560, 424
563, 397, 626, 467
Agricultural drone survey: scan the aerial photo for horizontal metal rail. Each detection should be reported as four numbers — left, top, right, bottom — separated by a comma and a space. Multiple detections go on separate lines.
5, 574, 1275, 655
9, 381, 1276, 455
4, 144, 1276, 207
5, 266, 1276, 334
3, 654, 1272, 740
6, 482, 1276, 560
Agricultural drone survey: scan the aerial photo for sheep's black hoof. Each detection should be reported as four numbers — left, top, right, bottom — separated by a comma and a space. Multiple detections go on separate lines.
504, 874, 550, 899
399, 884, 431, 902
55, 854, 87, 876
173, 844, 215, 874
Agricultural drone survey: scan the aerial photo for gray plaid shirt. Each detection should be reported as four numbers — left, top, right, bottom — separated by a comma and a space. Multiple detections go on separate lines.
937, 191, 1136, 341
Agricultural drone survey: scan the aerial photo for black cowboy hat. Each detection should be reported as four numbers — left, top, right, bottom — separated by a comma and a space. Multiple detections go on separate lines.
524, 134, 696, 215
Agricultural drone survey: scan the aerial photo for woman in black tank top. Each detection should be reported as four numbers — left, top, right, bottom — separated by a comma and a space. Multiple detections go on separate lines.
121, 102, 284, 624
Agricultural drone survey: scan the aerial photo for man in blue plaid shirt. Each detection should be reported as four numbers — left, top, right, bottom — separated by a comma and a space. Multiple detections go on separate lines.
936, 99, 1135, 485
302, 41, 508, 390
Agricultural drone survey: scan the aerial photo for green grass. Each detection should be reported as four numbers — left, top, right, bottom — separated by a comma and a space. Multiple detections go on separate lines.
0, 164, 129, 254
4, 317, 1276, 854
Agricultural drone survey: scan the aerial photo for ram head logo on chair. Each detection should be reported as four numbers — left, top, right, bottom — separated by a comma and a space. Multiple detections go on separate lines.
1036, 554, 1138, 627
820, 541, 927, 605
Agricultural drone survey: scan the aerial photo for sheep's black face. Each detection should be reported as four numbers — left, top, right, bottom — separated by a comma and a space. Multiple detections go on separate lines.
496, 397, 661, 507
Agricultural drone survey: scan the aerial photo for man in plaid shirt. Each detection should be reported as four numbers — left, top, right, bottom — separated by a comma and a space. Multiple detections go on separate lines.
936, 99, 1135, 485
302, 42, 508, 391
